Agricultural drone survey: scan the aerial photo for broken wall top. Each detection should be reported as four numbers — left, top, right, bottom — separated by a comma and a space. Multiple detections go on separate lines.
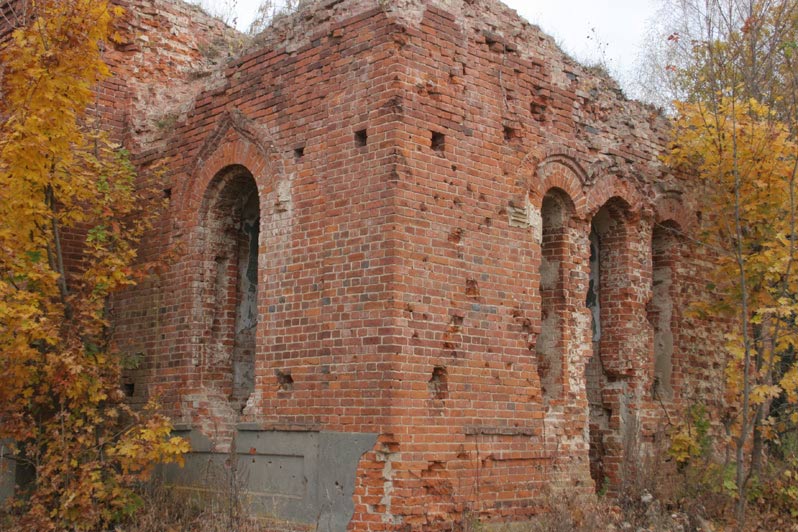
105, 0, 247, 150
235, 0, 681, 197
99, 0, 686, 212
252, 0, 625, 95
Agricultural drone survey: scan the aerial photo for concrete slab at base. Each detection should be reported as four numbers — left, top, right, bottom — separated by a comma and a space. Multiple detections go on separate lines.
0, 442, 14, 505
161, 428, 377, 532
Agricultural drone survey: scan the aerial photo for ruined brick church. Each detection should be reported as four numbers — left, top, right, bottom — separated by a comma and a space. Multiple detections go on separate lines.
4, 0, 727, 529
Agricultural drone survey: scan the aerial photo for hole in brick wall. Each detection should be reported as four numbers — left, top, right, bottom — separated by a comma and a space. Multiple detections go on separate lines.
354, 129, 368, 147
294, 146, 305, 159
465, 279, 479, 298
530, 102, 547, 121
163, 188, 172, 199
276, 370, 294, 391
431, 131, 445, 153
448, 227, 463, 244
428, 366, 448, 400
503, 125, 518, 142
521, 318, 532, 334
123, 382, 135, 397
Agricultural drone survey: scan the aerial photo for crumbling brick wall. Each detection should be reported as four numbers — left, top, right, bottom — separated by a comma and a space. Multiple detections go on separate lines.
6, 0, 729, 529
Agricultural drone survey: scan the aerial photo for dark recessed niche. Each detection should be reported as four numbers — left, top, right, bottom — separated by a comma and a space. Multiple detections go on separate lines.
123, 382, 135, 397
163, 188, 172, 199
294, 146, 305, 159
503, 125, 518, 141
530, 102, 546, 121
276, 369, 294, 391
431, 131, 445, 153
428, 366, 448, 400
355, 129, 368, 147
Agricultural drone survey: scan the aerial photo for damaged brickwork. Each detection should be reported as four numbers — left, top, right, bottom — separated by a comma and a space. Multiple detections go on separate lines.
1, 0, 729, 529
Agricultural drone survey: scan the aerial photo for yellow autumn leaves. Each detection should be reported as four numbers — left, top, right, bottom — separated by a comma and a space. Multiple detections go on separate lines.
0, 1, 187, 530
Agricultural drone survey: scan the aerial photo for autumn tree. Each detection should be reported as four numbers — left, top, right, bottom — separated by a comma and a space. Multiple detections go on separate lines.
0, 1, 187, 530
656, 0, 798, 526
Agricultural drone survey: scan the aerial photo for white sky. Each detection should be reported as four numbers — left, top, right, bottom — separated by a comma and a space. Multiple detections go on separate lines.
513, 1, 660, 85
221, 0, 661, 93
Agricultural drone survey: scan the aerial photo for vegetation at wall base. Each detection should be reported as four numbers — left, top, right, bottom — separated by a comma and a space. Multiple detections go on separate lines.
0, 1, 188, 530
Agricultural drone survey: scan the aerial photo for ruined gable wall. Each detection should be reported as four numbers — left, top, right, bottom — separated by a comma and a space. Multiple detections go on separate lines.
1, 0, 241, 151
103, 0, 245, 149
149, 5, 404, 431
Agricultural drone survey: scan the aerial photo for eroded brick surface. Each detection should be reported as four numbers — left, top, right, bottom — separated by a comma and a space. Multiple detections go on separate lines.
3, 0, 729, 529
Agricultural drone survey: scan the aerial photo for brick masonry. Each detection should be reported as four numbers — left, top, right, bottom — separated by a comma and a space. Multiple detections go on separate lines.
2, 0, 729, 529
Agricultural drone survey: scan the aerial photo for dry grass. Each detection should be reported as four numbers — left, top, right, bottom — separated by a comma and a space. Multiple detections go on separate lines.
6, 438, 797, 532
114, 483, 261, 532
113, 483, 311, 532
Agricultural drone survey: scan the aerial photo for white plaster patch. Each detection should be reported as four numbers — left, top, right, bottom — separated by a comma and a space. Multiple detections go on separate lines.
528, 201, 543, 245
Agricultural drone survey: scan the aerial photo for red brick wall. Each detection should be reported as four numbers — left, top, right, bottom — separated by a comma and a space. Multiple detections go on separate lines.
102, 0, 729, 530
113, 0, 405, 438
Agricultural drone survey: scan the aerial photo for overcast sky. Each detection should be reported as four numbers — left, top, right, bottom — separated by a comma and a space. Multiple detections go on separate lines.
220, 0, 661, 94
513, 1, 659, 84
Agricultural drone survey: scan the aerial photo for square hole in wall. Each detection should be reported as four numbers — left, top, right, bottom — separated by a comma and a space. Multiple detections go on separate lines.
530, 102, 547, 121
355, 129, 368, 147
294, 146, 305, 159
276, 369, 294, 392
503, 125, 518, 142
431, 131, 445, 153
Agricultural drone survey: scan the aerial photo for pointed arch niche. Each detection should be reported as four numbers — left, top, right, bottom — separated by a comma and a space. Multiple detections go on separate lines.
197, 164, 261, 412
537, 188, 576, 403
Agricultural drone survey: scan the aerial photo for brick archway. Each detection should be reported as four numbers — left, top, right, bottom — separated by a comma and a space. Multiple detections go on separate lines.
181, 120, 278, 219
175, 120, 286, 445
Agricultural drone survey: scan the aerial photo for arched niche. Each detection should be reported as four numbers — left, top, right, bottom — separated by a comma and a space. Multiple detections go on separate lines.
585, 196, 635, 491
649, 220, 682, 401
198, 164, 260, 412
537, 188, 576, 402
